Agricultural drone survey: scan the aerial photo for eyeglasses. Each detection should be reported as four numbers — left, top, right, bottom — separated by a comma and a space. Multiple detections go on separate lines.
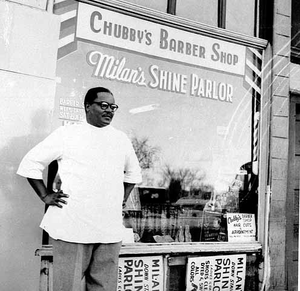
92, 101, 119, 112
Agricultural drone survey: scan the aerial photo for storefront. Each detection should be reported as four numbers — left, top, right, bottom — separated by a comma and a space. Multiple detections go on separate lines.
37, 0, 269, 290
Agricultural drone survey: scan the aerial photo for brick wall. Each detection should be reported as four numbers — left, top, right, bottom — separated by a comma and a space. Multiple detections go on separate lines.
269, 0, 291, 290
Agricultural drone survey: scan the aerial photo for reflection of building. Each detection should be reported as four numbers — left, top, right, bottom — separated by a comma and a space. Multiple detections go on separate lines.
1, 0, 299, 290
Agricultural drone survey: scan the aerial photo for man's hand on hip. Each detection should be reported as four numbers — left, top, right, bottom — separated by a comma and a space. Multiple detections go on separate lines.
27, 177, 69, 209
42, 190, 69, 208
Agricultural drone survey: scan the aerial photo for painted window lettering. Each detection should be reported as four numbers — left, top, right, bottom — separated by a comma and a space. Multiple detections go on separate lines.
87, 51, 147, 86
77, 4, 246, 75
190, 74, 233, 102
86, 51, 235, 102
90, 11, 152, 45
211, 43, 239, 65
149, 65, 187, 93
159, 28, 206, 58
90, 11, 102, 32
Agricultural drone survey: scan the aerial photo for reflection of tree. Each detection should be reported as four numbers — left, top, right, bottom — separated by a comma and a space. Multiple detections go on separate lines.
131, 136, 160, 170
160, 165, 214, 203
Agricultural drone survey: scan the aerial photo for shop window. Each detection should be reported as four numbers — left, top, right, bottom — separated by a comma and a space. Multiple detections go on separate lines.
123, 0, 257, 36
176, 0, 218, 27
53, 1, 261, 246
226, 0, 256, 36
122, 80, 259, 244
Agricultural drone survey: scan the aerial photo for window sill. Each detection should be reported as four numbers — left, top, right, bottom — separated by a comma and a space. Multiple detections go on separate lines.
120, 241, 262, 255
35, 241, 261, 258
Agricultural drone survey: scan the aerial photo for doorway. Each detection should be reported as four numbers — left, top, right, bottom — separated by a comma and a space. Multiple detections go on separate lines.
287, 95, 300, 291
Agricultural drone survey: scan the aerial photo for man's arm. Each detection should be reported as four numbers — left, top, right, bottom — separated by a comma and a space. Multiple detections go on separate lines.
123, 182, 135, 208
27, 178, 68, 208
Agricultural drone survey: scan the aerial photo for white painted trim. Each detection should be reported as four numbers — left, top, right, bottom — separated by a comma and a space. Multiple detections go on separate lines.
36, 242, 262, 257
58, 33, 75, 48
119, 242, 262, 255
80, 0, 268, 50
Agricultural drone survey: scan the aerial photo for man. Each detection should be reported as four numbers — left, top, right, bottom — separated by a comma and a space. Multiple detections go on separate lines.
17, 87, 142, 291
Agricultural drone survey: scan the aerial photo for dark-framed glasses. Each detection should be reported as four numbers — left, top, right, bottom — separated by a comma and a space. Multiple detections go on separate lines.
92, 101, 119, 112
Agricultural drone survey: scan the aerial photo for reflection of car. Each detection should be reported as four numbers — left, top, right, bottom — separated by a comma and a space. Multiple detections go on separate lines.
138, 186, 167, 204
125, 190, 224, 242
174, 198, 209, 229
175, 197, 209, 211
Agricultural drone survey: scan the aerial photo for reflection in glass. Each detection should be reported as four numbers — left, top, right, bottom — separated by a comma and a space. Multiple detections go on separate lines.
116, 48, 260, 244
123, 161, 258, 243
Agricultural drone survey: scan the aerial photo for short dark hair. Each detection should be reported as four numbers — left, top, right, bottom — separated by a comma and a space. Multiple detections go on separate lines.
84, 87, 113, 109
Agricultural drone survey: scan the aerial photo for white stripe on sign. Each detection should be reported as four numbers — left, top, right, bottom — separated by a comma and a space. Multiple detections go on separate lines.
59, 33, 76, 48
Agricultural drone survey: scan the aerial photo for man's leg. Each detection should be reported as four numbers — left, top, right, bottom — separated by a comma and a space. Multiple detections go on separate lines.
85, 241, 122, 291
51, 239, 93, 291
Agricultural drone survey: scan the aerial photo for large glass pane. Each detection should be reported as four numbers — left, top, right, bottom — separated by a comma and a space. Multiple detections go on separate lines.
226, 0, 256, 36
176, 0, 218, 27
118, 48, 260, 242
54, 2, 260, 245
55, 44, 259, 244
122, 0, 168, 13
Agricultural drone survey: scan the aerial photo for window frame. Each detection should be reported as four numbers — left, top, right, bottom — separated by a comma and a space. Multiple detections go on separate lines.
84, 0, 267, 49
76, 0, 269, 255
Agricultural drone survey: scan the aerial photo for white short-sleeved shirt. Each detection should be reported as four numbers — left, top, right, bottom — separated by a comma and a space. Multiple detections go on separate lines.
17, 122, 142, 243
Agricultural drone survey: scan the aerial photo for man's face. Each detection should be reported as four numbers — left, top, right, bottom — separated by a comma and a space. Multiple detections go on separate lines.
85, 92, 116, 128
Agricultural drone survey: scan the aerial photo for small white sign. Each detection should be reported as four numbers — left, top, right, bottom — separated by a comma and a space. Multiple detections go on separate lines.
186, 254, 246, 291
227, 213, 256, 242
118, 256, 163, 291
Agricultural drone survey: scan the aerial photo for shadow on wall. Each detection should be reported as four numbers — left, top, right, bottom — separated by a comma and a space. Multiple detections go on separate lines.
0, 110, 52, 291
